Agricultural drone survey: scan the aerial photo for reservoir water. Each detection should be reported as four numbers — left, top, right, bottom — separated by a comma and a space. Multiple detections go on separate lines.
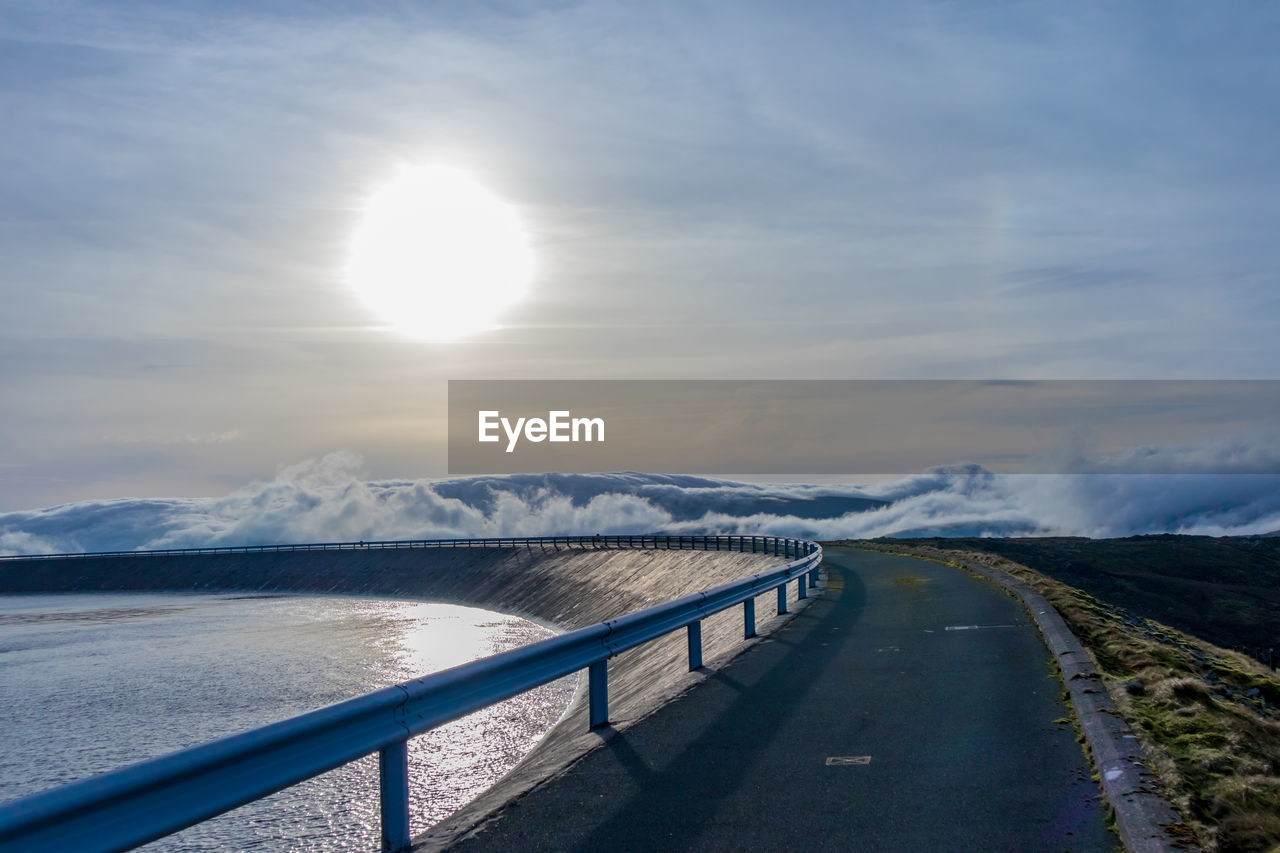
0, 593, 578, 850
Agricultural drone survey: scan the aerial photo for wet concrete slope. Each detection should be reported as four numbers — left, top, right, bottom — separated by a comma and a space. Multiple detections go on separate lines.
0, 545, 778, 630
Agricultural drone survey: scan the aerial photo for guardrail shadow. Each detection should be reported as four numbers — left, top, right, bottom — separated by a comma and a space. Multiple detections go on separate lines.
559, 565, 867, 852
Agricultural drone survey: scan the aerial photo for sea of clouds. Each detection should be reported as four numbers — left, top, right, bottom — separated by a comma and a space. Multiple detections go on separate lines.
3, 436, 1280, 555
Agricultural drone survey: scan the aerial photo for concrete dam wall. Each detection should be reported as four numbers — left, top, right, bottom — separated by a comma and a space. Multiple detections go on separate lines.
0, 544, 782, 632
0, 544, 810, 848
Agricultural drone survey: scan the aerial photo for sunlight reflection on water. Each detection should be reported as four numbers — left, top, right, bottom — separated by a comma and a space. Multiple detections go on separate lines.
0, 593, 577, 851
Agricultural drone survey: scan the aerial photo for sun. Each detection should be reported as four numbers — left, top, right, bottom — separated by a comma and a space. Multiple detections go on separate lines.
346, 165, 535, 341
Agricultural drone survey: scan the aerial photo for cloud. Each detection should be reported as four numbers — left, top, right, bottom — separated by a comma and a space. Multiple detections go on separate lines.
4, 2, 1280, 511
0, 453, 883, 554
3, 439, 1280, 556
0, 530, 66, 557
685, 466, 1280, 541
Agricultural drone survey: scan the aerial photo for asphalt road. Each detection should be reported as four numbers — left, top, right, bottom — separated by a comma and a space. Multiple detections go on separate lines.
444, 547, 1119, 852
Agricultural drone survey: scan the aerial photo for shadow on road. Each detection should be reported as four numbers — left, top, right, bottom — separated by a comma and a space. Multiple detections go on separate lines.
567, 565, 866, 852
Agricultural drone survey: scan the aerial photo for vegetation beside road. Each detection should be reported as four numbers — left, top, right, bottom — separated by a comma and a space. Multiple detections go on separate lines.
848, 540, 1280, 853
907, 535, 1280, 655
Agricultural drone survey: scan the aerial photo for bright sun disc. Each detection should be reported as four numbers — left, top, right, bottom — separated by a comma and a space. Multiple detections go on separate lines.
346, 166, 534, 341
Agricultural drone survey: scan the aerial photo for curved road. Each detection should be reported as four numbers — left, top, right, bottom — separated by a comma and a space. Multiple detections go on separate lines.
443, 547, 1118, 852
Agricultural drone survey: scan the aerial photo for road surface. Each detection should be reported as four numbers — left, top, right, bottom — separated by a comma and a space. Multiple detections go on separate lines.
442, 547, 1118, 852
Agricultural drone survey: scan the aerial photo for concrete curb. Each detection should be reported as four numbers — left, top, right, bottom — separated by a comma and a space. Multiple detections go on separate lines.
866, 547, 1196, 853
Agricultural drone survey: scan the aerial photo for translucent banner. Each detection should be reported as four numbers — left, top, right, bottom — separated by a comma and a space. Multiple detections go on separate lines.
447, 380, 1280, 475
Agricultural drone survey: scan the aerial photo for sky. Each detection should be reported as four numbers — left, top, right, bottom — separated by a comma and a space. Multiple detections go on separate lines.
2, 1, 1279, 527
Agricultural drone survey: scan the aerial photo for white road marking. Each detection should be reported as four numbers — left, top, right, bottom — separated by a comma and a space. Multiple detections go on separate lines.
826, 756, 872, 766
944, 624, 1018, 631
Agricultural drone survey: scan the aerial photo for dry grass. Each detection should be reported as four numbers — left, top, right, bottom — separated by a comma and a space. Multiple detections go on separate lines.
852, 542, 1280, 853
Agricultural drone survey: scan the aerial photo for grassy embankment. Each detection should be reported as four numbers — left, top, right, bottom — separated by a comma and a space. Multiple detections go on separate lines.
849, 540, 1280, 853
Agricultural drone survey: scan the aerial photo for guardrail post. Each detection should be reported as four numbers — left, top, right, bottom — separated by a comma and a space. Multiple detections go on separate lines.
809, 566, 820, 587
777, 584, 788, 615
687, 620, 703, 670
379, 741, 411, 852
589, 661, 609, 728
798, 573, 807, 599
744, 597, 756, 638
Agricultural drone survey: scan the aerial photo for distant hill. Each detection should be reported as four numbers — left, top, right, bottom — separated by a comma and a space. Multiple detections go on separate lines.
878, 535, 1280, 653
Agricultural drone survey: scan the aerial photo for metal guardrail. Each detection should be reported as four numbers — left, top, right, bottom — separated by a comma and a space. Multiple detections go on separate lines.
0, 534, 823, 853
0, 533, 797, 560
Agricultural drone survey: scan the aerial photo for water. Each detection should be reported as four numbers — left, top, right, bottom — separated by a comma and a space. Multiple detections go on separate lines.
0, 593, 578, 850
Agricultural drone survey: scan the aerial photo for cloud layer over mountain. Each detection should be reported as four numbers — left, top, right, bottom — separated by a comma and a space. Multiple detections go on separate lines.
3, 449, 1279, 556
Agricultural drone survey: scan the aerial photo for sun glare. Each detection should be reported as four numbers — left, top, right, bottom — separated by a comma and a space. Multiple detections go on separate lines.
346, 165, 534, 341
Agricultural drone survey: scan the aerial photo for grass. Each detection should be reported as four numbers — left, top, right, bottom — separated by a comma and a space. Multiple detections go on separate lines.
848, 541, 1280, 853
897, 535, 1280, 654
